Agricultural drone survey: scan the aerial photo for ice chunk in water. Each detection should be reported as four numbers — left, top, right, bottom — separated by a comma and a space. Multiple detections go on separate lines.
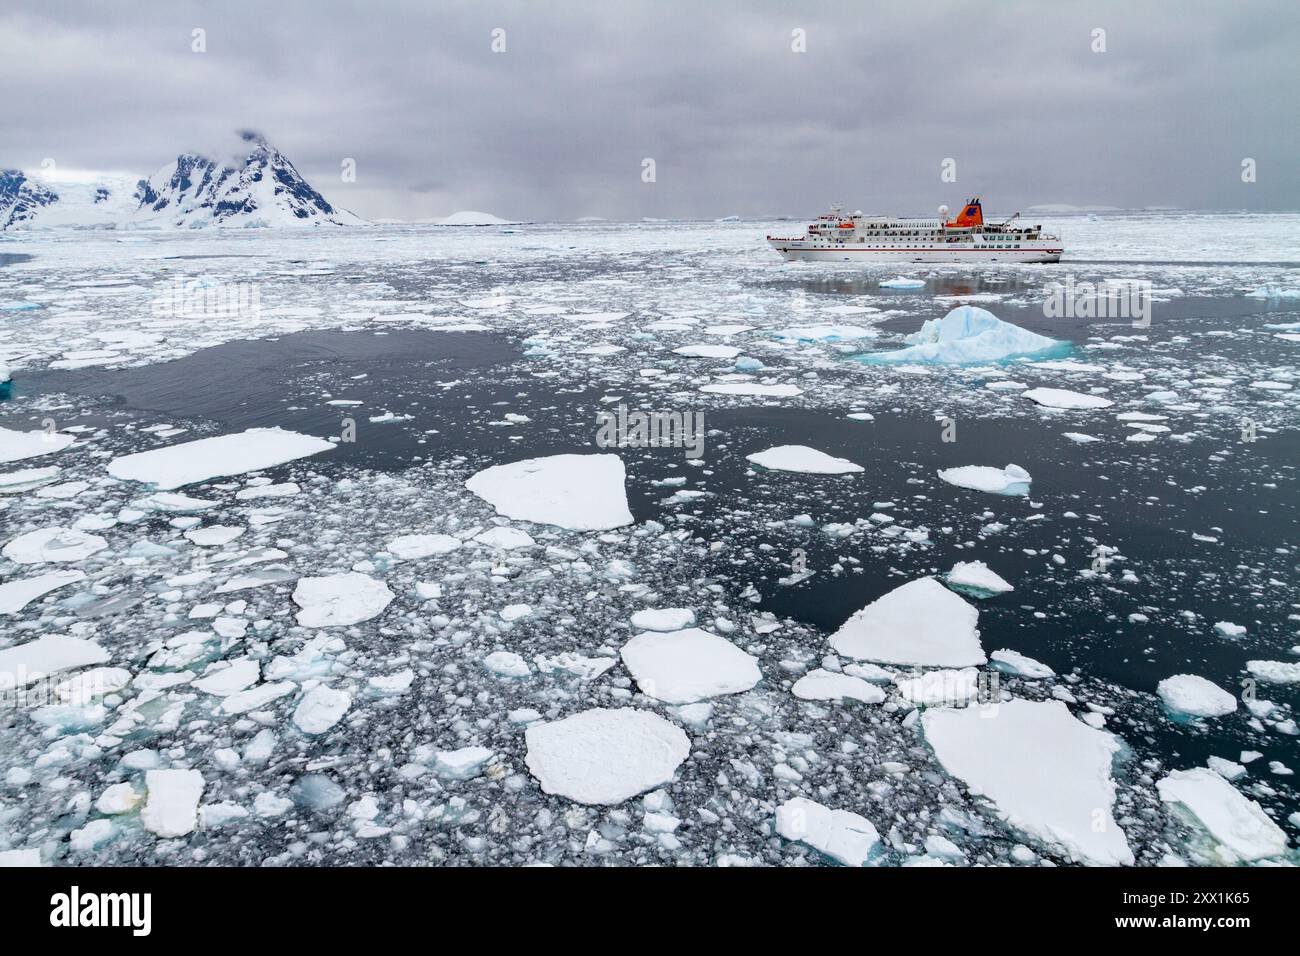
829, 577, 985, 668
466, 453, 633, 531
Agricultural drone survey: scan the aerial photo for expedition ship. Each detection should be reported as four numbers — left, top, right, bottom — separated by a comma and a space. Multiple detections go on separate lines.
767, 197, 1063, 263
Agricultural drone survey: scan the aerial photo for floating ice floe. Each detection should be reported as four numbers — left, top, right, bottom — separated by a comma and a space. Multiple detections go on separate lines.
524, 708, 691, 805
140, 769, 204, 838
293, 684, 352, 734
1023, 387, 1114, 410
944, 560, 1014, 598
434, 746, 495, 780
879, 276, 926, 289
472, 526, 536, 550
292, 573, 394, 627
894, 667, 981, 706
775, 797, 881, 866
1063, 432, 1101, 443
620, 627, 760, 703
0, 427, 75, 464
791, 669, 885, 704
184, 526, 245, 547
192, 658, 260, 696
1156, 674, 1237, 719
937, 463, 1031, 496
829, 577, 985, 668
484, 650, 531, 677
629, 607, 696, 632
0, 466, 62, 494
746, 445, 863, 475
465, 453, 633, 531
863, 306, 1063, 365
1245, 660, 1300, 684
107, 427, 335, 489
0, 634, 109, 687
387, 533, 461, 559
1156, 768, 1288, 862
673, 344, 741, 359
922, 699, 1133, 865
698, 382, 802, 398
0, 569, 85, 615
989, 649, 1055, 679
1213, 621, 1245, 638
770, 325, 875, 343
3, 527, 108, 564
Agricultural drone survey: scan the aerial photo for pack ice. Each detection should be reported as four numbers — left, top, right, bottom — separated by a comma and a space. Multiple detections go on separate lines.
0, 426, 75, 464
922, 699, 1134, 865
1156, 768, 1288, 862
1156, 674, 1237, 719
107, 427, 334, 489
864, 306, 1062, 364
465, 453, 633, 531
292, 573, 394, 627
620, 627, 761, 703
775, 797, 881, 866
937, 464, 1031, 496
829, 577, 985, 668
524, 708, 691, 805
745, 445, 863, 475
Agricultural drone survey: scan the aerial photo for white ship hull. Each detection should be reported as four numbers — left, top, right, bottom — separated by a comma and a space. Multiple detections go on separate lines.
768, 240, 1062, 264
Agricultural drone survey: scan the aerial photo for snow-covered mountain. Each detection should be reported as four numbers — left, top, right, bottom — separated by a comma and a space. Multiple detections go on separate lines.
0, 132, 364, 230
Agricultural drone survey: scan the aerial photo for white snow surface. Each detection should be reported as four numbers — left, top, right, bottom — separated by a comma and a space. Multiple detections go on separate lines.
524, 708, 691, 805
0, 634, 110, 687
937, 463, 1032, 496
0, 427, 75, 464
1156, 768, 1288, 862
1156, 674, 1238, 718
922, 699, 1133, 865
945, 560, 1014, 596
0, 570, 85, 614
107, 427, 334, 489
1023, 388, 1115, 410
620, 627, 761, 703
3, 527, 107, 564
629, 607, 696, 632
745, 445, 863, 475
775, 797, 881, 866
791, 669, 885, 704
829, 577, 985, 668
465, 453, 633, 531
292, 573, 394, 627
140, 769, 204, 838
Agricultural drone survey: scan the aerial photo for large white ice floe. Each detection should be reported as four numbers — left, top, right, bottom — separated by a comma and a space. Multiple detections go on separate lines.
524, 708, 691, 805
989, 649, 1055, 679
0, 569, 85, 614
1156, 768, 1288, 862
1022, 387, 1114, 410
293, 684, 353, 734
944, 560, 1014, 598
0, 634, 110, 686
745, 445, 863, 475
879, 276, 926, 289
937, 463, 1031, 496
864, 306, 1062, 364
465, 453, 633, 531
1156, 674, 1237, 719
0, 426, 75, 464
775, 797, 881, 866
292, 573, 394, 627
829, 577, 985, 668
141, 769, 205, 838
791, 669, 885, 704
1245, 660, 1300, 683
106, 427, 334, 489
922, 699, 1133, 865
629, 607, 696, 631
620, 627, 761, 703
3, 527, 108, 564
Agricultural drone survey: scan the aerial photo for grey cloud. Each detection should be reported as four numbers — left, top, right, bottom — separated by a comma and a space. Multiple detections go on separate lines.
1, 0, 1296, 220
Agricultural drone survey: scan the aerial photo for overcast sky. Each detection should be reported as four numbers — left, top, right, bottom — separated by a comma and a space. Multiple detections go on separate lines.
3, 0, 1296, 221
